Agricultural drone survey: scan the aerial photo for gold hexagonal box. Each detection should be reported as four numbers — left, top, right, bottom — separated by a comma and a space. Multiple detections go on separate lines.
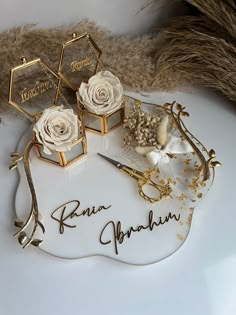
58, 32, 102, 91
34, 128, 87, 167
77, 97, 125, 135
58, 32, 124, 135
8, 57, 87, 167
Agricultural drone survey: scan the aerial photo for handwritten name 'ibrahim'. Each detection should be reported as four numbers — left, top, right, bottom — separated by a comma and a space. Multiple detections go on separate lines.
100, 211, 180, 255
51, 200, 180, 255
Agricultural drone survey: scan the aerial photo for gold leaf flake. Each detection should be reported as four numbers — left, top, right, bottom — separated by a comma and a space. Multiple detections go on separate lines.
198, 165, 204, 172
184, 168, 192, 174
193, 169, 200, 177
168, 178, 176, 185
177, 234, 183, 240
184, 158, 192, 165
186, 213, 193, 226
178, 193, 187, 201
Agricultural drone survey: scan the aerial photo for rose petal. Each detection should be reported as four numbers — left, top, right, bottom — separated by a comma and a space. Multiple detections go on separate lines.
34, 106, 79, 155
79, 71, 123, 115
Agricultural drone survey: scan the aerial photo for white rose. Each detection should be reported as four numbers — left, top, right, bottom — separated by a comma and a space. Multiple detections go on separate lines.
78, 71, 123, 115
33, 106, 79, 155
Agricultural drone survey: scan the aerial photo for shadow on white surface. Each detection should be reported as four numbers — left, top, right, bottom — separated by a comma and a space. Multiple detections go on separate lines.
206, 256, 236, 315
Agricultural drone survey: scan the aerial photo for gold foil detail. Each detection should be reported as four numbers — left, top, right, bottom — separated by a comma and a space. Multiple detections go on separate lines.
10, 141, 45, 248
163, 101, 221, 181
99, 210, 181, 255
71, 57, 92, 72
19, 80, 53, 103
177, 234, 184, 240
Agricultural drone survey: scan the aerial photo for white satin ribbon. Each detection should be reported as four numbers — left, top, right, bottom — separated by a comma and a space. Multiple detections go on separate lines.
135, 135, 193, 167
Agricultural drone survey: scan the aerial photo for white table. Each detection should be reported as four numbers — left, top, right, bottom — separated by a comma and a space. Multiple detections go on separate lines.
0, 89, 235, 315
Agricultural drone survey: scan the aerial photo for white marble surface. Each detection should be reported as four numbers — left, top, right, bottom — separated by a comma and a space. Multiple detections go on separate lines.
0, 89, 236, 315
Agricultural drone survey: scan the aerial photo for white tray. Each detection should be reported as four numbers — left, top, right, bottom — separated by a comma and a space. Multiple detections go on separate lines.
13, 102, 218, 265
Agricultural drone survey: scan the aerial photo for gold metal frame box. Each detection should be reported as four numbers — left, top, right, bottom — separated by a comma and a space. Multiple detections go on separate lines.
34, 130, 87, 167
8, 57, 87, 167
58, 32, 102, 91
77, 101, 125, 135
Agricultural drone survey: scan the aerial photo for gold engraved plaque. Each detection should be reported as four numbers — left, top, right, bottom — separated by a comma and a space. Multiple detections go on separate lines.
71, 57, 92, 73
58, 33, 102, 91
9, 58, 59, 120
19, 80, 53, 104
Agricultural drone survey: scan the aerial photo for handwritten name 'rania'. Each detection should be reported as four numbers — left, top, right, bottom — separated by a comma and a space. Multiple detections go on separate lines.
51, 200, 111, 234
71, 57, 91, 72
99, 210, 180, 255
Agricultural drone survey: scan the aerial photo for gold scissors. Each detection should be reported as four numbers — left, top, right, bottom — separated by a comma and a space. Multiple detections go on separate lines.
97, 153, 172, 203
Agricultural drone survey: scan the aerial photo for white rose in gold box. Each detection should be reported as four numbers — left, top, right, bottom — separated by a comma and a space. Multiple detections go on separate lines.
33, 106, 79, 155
78, 71, 124, 115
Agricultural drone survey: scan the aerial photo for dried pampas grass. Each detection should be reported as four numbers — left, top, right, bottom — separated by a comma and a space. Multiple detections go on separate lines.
153, 0, 236, 101
186, 0, 236, 38
0, 21, 160, 114
1, 0, 236, 116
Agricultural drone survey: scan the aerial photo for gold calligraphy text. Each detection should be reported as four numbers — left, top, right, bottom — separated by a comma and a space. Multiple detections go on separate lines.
19, 80, 53, 103
100, 210, 181, 255
70, 57, 92, 72
51, 200, 111, 234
